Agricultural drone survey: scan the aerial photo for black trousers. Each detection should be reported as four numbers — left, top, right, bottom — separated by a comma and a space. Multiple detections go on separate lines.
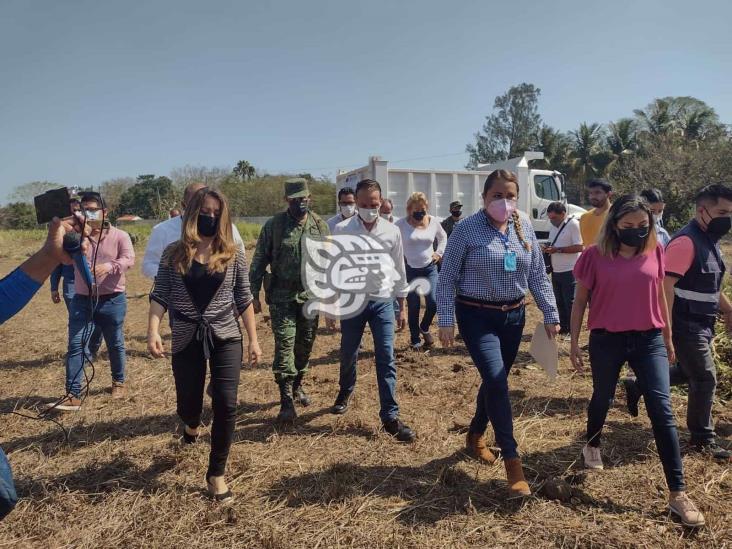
172, 336, 242, 477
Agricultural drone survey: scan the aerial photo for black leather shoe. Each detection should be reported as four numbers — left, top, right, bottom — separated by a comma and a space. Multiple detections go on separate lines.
622, 377, 641, 418
331, 389, 353, 415
382, 418, 416, 443
293, 374, 311, 407
691, 442, 732, 463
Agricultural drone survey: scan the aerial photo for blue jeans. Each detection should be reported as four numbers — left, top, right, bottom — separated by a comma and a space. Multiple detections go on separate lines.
66, 293, 127, 397
339, 300, 399, 422
63, 290, 104, 355
0, 446, 17, 521
587, 329, 685, 491
456, 299, 525, 460
405, 262, 438, 345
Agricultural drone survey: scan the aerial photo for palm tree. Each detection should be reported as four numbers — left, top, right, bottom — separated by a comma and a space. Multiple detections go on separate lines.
535, 125, 571, 169
233, 160, 256, 181
634, 98, 675, 137
569, 122, 608, 182
606, 118, 638, 171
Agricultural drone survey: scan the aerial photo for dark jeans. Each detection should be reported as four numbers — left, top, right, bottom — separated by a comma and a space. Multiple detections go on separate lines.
339, 300, 398, 422
66, 293, 127, 397
670, 331, 717, 444
587, 329, 685, 491
455, 300, 525, 460
551, 270, 575, 333
0, 446, 17, 521
172, 336, 242, 477
63, 293, 104, 357
405, 263, 438, 345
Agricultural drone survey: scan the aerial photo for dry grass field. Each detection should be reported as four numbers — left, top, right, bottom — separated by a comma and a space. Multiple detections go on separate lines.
0, 235, 730, 548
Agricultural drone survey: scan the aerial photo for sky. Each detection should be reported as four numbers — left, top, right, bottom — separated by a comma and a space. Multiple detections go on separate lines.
1, 0, 731, 202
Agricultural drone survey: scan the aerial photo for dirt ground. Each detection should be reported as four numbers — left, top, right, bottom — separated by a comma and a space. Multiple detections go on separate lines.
0, 241, 730, 548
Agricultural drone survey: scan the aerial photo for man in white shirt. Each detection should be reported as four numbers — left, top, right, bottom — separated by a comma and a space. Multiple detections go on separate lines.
326, 187, 357, 233
330, 179, 415, 443
142, 182, 244, 278
544, 201, 583, 336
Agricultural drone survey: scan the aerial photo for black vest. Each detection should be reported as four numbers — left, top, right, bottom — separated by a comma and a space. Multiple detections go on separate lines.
669, 219, 726, 332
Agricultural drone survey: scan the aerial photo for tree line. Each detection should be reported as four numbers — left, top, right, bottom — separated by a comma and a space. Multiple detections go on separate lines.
1, 167, 338, 228
466, 83, 732, 230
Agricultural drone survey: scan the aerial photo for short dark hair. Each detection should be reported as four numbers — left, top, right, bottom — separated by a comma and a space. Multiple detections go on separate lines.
355, 179, 382, 196
640, 188, 664, 204
695, 184, 732, 206
586, 178, 612, 193
80, 191, 106, 209
546, 201, 566, 215
338, 187, 355, 200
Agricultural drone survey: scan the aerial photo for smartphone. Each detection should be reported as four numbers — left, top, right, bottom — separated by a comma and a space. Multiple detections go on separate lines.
34, 187, 71, 224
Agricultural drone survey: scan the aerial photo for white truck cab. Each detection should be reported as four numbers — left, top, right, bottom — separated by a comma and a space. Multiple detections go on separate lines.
336, 152, 585, 240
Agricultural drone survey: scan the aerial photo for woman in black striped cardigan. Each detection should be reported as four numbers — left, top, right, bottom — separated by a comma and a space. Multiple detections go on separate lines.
148, 188, 261, 502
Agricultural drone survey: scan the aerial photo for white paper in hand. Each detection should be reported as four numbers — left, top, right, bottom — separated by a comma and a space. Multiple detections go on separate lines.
529, 322, 558, 380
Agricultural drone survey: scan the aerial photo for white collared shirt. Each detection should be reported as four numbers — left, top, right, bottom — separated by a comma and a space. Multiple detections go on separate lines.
333, 215, 409, 298
142, 216, 244, 278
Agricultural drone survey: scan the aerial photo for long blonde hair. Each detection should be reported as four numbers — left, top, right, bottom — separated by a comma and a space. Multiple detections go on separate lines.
170, 188, 237, 274
596, 194, 657, 257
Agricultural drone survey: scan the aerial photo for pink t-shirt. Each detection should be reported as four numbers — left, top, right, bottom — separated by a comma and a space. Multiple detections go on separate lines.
573, 244, 666, 332
664, 236, 695, 277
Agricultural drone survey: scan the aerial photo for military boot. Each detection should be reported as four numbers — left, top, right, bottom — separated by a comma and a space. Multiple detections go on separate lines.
293, 373, 311, 407
276, 379, 297, 423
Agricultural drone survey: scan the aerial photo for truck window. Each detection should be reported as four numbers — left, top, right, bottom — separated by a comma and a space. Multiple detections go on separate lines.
534, 175, 560, 201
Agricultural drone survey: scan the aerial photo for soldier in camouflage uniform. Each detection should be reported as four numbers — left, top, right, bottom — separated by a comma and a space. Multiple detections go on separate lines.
249, 179, 330, 422
441, 200, 463, 239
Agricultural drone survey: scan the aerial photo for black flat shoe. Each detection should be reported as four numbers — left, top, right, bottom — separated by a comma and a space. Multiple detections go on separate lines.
382, 418, 416, 443
182, 426, 199, 444
331, 389, 353, 415
206, 475, 234, 503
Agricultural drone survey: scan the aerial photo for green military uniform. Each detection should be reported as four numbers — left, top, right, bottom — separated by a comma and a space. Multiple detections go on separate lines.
249, 180, 330, 383
441, 200, 463, 238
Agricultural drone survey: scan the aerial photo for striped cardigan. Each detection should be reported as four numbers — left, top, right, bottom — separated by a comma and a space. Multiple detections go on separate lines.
150, 243, 253, 354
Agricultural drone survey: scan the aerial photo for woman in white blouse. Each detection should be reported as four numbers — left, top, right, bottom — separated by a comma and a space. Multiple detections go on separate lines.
395, 192, 447, 349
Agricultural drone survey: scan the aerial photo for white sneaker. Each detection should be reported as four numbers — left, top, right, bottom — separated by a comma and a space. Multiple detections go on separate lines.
582, 445, 604, 470
669, 492, 705, 527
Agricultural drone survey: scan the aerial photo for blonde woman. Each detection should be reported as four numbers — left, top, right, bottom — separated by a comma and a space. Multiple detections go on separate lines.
570, 194, 704, 527
148, 188, 261, 502
395, 192, 447, 349
436, 170, 559, 497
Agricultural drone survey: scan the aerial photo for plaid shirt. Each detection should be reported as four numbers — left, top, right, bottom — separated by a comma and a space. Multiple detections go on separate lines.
436, 210, 559, 326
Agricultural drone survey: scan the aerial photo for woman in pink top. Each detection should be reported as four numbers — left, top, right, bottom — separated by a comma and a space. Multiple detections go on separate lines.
570, 194, 704, 528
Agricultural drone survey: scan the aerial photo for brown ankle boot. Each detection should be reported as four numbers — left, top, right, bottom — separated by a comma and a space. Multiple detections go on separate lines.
504, 457, 531, 497
465, 432, 497, 464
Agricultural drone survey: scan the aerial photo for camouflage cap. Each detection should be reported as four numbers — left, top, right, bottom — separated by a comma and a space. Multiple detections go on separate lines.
450, 200, 463, 209
285, 178, 310, 199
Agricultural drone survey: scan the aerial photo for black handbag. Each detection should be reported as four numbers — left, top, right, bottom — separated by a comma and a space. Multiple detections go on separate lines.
543, 217, 573, 274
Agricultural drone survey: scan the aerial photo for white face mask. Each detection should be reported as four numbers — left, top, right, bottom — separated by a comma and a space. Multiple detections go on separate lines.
340, 204, 356, 218
380, 213, 391, 221
653, 213, 663, 226
358, 207, 380, 223
85, 210, 101, 221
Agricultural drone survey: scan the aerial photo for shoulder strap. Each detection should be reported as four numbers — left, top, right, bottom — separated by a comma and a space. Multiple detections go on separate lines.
550, 216, 573, 246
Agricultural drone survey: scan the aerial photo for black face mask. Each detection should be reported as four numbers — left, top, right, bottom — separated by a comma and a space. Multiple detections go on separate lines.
704, 209, 732, 239
197, 214, 219, 237
450, 210, 461, 218
412, 210, 426, 221
288, 200, 308, 219
617, 227, 649, 248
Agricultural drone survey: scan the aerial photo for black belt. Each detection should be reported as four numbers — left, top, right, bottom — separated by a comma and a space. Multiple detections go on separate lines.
456, 295, 525, 311
172, 307, 233, 360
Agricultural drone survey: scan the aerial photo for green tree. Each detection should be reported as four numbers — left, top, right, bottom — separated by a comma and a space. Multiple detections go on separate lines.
98, 177, 135, 217
466, 83, 543, 168
569, 122, 611, 184
0, 202, 37, 229
534, 125, 571, 170
117, 175, 178, 220
233, 160, 256, 181
9, 181, 64, 204
634, 96, 725, 143
605, 118, 638, 172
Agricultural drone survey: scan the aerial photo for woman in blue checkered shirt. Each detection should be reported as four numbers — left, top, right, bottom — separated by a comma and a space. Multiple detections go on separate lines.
436, 169, 560, 498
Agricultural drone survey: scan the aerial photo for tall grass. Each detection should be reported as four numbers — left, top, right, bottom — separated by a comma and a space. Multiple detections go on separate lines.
713, 277, 732, 400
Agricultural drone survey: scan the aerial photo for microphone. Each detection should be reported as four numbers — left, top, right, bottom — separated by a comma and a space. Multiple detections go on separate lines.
63, 232, 94, 291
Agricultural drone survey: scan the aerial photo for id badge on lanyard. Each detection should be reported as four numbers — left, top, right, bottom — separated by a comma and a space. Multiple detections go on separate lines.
504, 250, 517, 272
